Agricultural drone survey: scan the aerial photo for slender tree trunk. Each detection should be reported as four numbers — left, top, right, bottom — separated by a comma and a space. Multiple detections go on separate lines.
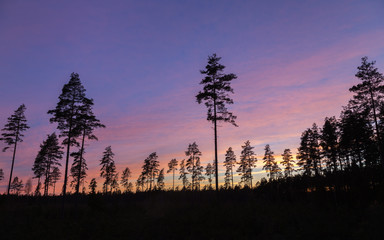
249, 158, 253, 188
231, 166, 234, 189
76, 129, 86, 194
7, 127, 19, 195
192, 155, 195, 190
213, 98, 219, 191
172, 169, 175, 190
44, 162, 51, 196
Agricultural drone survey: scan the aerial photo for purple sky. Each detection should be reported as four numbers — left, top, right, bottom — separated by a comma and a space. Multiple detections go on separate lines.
1, 0, 384, 192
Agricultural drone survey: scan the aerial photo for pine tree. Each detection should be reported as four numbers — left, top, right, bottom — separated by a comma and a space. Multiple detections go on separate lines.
72, 97, 105, 194
262, 144, 278, 181
339, 105, 376, 168
70, 149, 88, 191
196, 54, 238, 191
10, 176, 23, 195
1, 104, 30, 195
32, 146, 45, 196
99, 146, 116, 193
205, 163, 215, 189
320, 117, 340, 172
136, 174, 146, 192
121, 167, 132, 193
224, 147, 236, 189
297, 124, 322, 176
179, 159, 190, 190
350, 57, 384, 167
51, 167, 61, 195
167, 159, 178, 190
157, 168, 165, 190
89, 178, 97, 194
111, 173, 120, 193
141, 152, 160, 191
185, 142, 204, 190
32, 133, 63, 196
48, 73, 91, 196
237, 140, 257, 188
281, 149, 295, 177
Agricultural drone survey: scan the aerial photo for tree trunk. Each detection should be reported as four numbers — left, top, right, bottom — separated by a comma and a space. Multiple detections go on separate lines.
231, 166, 234, 189
213, 98, 219, 191
7, 126, 19, 195
76, 129, 86, 194
44, 161, 51, 196
172, 169, 175, 191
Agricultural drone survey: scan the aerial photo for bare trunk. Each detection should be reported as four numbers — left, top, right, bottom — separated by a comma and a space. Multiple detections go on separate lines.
214, 98, 219, 191
76, 129, 86, 194
7, 124, 19, 195
172, 169, 175, 190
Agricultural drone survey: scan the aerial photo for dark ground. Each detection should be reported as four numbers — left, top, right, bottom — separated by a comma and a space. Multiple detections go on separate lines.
1, 185, 384, 240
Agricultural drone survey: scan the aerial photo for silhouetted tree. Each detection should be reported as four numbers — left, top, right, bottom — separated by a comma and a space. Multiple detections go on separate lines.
167, 159, 178, 190
31, 133, 63, 196
136, 174, 146, 192
262, 144, 281, 181
48, 73, 91, 196
157, 168, 165, 190
70, 149, 87, 191
1, 104, 29, 195
320, 117, 340, 172
111, 173, 120, 193
339, 105, 377, 168
51, 167, 61, 195
297, 124, 322, 176
0, 169, 4, 181
141, 152, 160, 191
179, 159, 190, 189
350, 57, 384, 167
205, 163, 215, 189
224, 147, 236, 189
89, 178, 97, 194
121, 167, 132, 193
32, 146, 44, 196
10, 176, 23, 195
196, 54, 238, 191
71, 97, 105, 194
237, 140, 257, 188
281, 149, 295, 177
24, 178, 32, 195
186, 142, 204, 190
100, 146, 116, 193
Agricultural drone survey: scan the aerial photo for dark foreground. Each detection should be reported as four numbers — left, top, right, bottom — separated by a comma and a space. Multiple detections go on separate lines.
1, 184, 384, 240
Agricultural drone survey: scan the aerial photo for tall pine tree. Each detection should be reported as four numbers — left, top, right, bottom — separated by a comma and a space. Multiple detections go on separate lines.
224, 147, 236, 188
350, 57, 384, 167
167, 159, 178, 190
72, 97, 105, 194
1, 104, 29, 195
281, 149, 295, 177
48, 73, 90, 196
99, 146, 116, 193
237, 140, 257, 188
196, 54, 238, 191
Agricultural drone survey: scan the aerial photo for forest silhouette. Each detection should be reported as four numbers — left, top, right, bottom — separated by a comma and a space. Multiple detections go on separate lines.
1, 55, 384, 239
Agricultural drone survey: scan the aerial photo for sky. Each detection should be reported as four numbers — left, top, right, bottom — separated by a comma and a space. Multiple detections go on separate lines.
1, 0, 384, 193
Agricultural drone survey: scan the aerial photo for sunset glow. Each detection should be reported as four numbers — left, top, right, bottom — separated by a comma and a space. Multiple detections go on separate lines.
1, 0, 384, 193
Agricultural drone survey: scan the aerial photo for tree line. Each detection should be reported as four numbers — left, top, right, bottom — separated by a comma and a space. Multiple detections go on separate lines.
1, 55, 383, 195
